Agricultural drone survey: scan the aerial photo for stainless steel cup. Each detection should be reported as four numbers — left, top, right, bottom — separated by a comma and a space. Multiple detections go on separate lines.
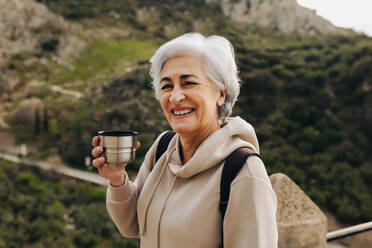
98, 130, 138, 164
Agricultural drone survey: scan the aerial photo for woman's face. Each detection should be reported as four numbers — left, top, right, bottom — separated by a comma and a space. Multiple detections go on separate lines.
159, 54, 226, 136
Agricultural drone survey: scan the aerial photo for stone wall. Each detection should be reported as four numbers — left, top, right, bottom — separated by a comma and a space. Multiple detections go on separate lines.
270, 173, 327, 248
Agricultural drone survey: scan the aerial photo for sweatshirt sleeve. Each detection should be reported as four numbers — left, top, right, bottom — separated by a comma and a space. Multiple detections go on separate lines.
105, 132, 166, 238
223, 156, 278, 248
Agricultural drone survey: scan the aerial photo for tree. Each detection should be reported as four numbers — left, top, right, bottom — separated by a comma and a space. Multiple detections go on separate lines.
43, 108, 49, 133
34, 109, 40, 136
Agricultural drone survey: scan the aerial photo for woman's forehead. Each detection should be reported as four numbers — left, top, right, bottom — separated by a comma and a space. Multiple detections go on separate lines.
161, 54, 206, 77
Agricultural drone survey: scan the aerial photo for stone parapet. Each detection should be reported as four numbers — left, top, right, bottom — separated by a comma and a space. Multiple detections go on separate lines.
270, 173, 327, 248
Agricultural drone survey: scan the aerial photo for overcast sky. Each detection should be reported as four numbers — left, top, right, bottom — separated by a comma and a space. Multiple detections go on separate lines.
297, 0, 372, 36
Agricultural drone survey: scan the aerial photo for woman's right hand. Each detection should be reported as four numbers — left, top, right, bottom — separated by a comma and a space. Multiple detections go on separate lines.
91, 136, 127, 186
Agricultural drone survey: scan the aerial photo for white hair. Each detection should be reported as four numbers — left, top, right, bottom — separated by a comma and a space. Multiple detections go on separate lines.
149, 33, 241, 120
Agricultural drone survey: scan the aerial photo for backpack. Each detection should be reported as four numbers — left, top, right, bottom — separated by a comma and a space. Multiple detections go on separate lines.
154, 131, 262, 248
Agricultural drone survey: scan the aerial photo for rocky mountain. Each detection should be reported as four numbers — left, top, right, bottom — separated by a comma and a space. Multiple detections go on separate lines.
0, 0, 83, 65
0, 0, 86, 103
206, 0, 347, 35
0, 0, 347, 69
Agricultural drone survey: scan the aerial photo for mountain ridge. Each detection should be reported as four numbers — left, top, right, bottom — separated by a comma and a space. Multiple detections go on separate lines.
206, 0, 348, 36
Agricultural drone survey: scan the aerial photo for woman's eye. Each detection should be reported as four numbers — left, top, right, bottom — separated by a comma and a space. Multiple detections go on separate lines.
161, 84, 173, 90
184, 81, 196, 86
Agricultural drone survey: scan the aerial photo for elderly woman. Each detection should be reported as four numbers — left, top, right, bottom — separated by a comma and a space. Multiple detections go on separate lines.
91, 33, 277, 247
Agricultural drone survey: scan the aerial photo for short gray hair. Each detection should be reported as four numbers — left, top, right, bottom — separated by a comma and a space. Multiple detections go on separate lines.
149, 33, 241, 120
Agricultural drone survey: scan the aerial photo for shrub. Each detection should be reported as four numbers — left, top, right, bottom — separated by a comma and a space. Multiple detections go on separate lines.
15, 171, 46, 195
271, 64, 295, 80
88, 187, 106, 202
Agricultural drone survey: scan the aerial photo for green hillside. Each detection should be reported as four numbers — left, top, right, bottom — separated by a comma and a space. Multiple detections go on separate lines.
3, 0, 372, 226
0, 159, 139, 248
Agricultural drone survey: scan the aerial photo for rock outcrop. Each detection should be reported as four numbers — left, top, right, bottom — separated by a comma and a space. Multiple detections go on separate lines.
0, 0, 83, 64
270, 173, 327, 248
206, 0, 347, 36
10, 97, 44, 126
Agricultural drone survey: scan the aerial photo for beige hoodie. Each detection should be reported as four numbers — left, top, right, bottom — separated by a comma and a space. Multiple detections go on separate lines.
106, 116, 278, 248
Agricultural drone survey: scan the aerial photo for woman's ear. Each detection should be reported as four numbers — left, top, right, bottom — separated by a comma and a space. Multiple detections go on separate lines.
217, 89, 227, 107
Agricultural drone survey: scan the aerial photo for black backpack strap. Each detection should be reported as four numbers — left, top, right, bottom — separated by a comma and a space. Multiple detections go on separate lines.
155, 131, 176, 163
219, 147, 262, 248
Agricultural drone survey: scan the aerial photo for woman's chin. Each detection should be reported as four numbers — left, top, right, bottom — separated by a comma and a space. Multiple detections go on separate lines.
171, 125, 196, 135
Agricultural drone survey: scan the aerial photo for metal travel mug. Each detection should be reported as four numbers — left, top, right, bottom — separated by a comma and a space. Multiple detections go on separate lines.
98, 130, 138, 164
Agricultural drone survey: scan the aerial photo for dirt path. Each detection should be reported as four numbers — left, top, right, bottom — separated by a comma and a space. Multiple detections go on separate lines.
50, 85, 83, 98
0, 151, 107, 186
0, 130, 18, 152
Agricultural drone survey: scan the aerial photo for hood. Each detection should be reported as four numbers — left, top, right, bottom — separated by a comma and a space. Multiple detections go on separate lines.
166, 116, 260, 178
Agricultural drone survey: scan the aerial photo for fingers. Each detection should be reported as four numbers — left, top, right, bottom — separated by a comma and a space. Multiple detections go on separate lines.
92, 156, 105, 168
136, 141, 141, 150
92, 136, 100, 147
91, 146, 103, 158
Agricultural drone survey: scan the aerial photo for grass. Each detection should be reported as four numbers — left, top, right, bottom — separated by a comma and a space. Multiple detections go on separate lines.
0, 157, 17, 167
49, 38, 156, 84
47, 95, 80, 107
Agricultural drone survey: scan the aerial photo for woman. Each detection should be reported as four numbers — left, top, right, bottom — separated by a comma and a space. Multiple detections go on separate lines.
91, 33, 278, 247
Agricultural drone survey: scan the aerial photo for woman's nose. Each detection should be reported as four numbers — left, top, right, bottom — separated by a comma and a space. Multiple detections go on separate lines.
169, 88, 185, 104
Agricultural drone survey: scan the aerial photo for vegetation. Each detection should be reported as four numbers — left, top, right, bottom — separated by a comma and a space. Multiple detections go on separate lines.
0, 159, 140, 248
4, 0, 372, 229
233, 36, 372, 223
48, 38, 156, 84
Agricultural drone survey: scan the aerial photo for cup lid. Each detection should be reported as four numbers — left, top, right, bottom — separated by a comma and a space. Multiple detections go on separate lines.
98, 130, 138, 136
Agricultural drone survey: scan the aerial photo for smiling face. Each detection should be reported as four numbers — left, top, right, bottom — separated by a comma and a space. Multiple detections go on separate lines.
159, 54, 226, 137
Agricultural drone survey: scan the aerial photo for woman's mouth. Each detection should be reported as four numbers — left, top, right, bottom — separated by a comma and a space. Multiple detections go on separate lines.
171, 108, 195, 117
